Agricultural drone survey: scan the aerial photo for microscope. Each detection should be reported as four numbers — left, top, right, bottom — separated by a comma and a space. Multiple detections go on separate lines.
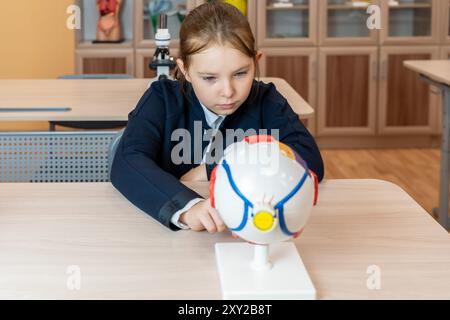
149, 13, 177, 82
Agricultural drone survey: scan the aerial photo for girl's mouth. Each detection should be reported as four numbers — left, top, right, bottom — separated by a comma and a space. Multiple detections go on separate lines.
217, 103, 236, 109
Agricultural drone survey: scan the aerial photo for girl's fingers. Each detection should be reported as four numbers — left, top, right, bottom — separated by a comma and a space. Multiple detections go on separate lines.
208, 207, 227, 232
199, 212, 217, 233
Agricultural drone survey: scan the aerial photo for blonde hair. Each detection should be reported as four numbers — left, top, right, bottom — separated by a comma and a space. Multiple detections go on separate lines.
175, 1, 259, 96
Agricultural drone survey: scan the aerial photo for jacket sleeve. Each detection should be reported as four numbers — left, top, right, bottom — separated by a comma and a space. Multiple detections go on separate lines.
263, 86, 325, 182
110, 82, 203, 230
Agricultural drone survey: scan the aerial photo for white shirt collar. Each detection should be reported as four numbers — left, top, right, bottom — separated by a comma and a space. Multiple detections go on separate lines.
199, 102, 226, 129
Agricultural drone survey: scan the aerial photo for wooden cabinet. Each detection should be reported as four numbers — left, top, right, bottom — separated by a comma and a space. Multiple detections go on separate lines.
378, 46, 440, 135
71, 0, 449, 147
76, 0, 257, 77
257, 0, 317, 47
75, 0, 135, 75
135, 49, 157, 79
441, 46, 450, 58
380, 0, 440, 45
442, 0, 450, 43
76, 49, 135, 75
317, 47, 378, 136
135, 48, 179, 78
259, 47, 317, 133
318, 0, 379, 46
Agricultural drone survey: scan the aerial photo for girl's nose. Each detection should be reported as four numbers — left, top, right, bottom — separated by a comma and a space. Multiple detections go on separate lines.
221, 80, 235, 99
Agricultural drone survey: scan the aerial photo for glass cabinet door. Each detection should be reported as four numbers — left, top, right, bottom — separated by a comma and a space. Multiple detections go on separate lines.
135, 0, 196, 47
77, 0, 134, 48
381, 0, 439, 44
144, 0, 189, 42
319, 0, 379, 45
257, 0, 317, 46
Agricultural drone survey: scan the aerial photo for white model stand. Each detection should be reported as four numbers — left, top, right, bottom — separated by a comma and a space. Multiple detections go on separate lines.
215, 242, 316, 300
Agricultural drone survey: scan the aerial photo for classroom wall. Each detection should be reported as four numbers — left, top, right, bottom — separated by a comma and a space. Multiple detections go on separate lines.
0, 0, 75, 79
0, 0, 76, 131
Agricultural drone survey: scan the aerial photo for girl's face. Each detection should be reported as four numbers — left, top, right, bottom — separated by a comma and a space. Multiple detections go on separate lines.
177, 44, 257, 116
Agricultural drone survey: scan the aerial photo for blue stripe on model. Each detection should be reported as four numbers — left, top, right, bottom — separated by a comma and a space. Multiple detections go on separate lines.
221, 160, 253, 232
275, 171, 309, 236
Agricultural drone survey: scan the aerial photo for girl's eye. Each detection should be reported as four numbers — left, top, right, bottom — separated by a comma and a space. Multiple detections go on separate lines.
235, 71, 248, 77
202, 76, 216, 82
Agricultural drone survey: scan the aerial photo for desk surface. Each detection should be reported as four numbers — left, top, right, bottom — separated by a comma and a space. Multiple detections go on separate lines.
0, 77, 313, 122
404, 60, 450, 86
0, 179, 449, 299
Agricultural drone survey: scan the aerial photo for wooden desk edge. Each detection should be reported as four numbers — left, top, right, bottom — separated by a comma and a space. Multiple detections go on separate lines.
0, 77, 315, 120
404, 60, 450, 87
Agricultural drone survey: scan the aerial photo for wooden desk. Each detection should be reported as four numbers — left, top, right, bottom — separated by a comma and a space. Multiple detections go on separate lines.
0, 77, 314, 122
0, 180, 449, 299
404, 61, 450, 87
404, 60, 450, 230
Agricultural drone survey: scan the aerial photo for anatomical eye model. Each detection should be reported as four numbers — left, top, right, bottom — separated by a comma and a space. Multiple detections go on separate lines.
211, 135, 319, 299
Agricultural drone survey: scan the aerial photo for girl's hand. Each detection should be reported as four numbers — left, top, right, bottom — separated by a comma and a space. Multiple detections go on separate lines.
180, 164, 207, 182
180, 198, 226, 233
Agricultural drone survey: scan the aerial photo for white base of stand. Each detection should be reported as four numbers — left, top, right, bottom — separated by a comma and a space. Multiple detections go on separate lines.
215, 242, 316, 300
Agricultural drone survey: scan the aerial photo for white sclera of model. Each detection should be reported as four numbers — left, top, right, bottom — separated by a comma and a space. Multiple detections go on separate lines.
211, 135, 318, 299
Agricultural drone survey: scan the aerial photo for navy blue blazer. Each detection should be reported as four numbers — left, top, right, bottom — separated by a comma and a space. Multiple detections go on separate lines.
111, 79, 324, 230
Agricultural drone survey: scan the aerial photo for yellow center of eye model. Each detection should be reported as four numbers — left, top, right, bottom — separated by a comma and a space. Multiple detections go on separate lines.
253, 211, 275, 232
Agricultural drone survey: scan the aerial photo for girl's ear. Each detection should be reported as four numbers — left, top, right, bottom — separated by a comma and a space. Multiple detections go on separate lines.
256, 51, 263, 63
176, 58, 191, 82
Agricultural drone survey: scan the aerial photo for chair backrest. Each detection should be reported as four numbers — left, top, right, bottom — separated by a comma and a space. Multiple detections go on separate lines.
58, 74, 133, 79
107, 129, 125, 178
0, 131, 118, 183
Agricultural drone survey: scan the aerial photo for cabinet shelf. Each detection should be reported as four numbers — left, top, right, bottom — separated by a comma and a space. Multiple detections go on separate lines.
327, 3, 431, 10
388, 4, 432, 9
77, 40, 134, 49
327, 5, 370, 10
266, 5, 309, 11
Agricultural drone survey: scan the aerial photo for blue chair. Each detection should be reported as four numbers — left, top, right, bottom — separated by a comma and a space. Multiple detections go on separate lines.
49, 74, 132, 131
